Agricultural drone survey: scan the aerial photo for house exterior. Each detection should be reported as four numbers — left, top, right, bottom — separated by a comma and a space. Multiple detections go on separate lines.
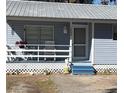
6, 0, 117, 74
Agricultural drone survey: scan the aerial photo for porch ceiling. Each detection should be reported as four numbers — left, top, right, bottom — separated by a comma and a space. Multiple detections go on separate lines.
7, 0, 116, 20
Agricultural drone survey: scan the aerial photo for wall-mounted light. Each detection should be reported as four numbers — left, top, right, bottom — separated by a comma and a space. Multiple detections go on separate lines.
64, 25, 67, 34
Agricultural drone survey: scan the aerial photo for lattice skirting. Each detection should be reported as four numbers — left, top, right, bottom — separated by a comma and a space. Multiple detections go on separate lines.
6, 63, 117, 74
93, 64, 117, 73
6, 63, 66, 74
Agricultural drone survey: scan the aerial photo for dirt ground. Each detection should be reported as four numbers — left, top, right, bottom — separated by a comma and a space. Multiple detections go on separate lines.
6, 74, 117, 93
6, 75, 57, 93
51, 75, 117, 93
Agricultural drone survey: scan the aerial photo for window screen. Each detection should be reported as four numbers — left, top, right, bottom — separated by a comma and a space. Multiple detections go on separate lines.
25, 25, 54, 44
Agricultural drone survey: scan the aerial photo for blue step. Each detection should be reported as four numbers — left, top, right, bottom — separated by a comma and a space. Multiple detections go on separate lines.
72, 66, 94, 70
72, 70, 95, 75
71, 64, 96, 75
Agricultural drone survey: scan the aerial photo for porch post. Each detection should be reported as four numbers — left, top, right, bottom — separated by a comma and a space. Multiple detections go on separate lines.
91, 22, 94, 64
69, 22, 72, 62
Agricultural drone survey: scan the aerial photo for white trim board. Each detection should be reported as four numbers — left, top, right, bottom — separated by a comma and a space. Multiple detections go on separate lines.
91, 22, 94, 64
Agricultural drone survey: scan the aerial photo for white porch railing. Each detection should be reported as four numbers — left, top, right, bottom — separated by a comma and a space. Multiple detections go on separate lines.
7, 44, 72, 62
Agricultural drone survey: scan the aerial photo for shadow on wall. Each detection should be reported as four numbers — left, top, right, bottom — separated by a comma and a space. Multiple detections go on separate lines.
105, 88, 117, 93
94, 23, 113, 39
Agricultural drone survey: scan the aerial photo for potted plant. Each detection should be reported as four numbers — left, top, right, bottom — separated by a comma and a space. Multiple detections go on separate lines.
15, 41, 27, 48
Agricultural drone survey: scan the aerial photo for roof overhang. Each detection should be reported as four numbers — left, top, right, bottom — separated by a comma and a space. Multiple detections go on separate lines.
7, 16, 117, 23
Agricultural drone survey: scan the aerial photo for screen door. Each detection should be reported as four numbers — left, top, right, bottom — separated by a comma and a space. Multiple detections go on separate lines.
73, 26, 88, 60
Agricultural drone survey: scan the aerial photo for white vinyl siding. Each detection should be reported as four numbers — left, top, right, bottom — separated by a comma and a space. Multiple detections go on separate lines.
25, 25, 54, 44
94, 23, 117, 64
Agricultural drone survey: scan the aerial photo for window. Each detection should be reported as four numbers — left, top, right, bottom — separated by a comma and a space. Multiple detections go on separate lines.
25, 25, 54, 44
112, 24, 117, 40
40, 27, 54, 41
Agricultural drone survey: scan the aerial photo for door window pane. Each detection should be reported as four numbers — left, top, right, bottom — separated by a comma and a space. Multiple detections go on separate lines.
74, 46, 85, 57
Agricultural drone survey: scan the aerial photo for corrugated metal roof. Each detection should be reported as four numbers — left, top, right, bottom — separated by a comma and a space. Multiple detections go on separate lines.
6, 0, 117, 20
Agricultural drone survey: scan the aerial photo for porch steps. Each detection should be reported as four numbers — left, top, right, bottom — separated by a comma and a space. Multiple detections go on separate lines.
72, 63, 96, 75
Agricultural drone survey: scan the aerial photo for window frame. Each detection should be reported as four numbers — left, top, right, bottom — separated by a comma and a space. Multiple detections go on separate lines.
24, 25, 54, 44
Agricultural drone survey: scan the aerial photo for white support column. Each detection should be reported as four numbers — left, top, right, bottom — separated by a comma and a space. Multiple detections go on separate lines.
69, 40, 72, 62
69, 22, 72, 62
91, 22, 95, 64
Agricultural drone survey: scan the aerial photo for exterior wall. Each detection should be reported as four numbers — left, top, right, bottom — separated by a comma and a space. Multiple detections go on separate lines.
7, 22, 22, 44
7, 20, 92, 61
94, 23, 117, 64
7, 20, 70, 46
6, 20, 117, 73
